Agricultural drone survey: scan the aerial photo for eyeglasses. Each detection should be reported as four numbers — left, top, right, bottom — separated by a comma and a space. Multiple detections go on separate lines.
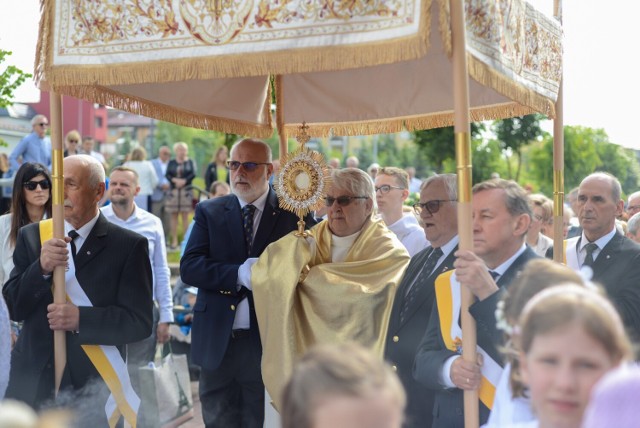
38, 123, 49, 127
23, 180, 51, 191
325, 195, 369, 207
375, 185, 405, 194
627, 205, 640, 212
226, 160, 271, 171
68, 139, 78, 143
413, 199, 457, 215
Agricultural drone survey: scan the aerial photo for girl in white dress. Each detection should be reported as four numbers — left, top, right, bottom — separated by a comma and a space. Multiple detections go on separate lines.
487, 259, 585, 427
514, 285, 631, 428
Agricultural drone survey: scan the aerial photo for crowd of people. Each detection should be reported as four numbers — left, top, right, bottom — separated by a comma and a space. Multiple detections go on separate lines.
1, 118, 640, 428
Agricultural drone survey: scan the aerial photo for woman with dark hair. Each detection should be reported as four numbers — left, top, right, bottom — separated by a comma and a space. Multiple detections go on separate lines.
0, 162, 52, 286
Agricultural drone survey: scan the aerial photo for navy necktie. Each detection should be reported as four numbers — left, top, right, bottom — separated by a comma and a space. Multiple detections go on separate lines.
489, 270, 500, 281
68, 230, 79, 261
242, 204, 256, 255
583, 242, 598, 267
400, 247, 443, 323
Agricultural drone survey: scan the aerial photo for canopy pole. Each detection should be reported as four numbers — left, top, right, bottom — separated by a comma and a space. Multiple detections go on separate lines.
50, 91, 67, 394
451, 0, 478, 427
552, 0, 564, 262
279, 129, 288, 159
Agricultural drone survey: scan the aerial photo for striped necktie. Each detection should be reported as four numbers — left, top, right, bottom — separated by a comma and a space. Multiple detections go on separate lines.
400, 247, 443, 323
242, 204, 256, 255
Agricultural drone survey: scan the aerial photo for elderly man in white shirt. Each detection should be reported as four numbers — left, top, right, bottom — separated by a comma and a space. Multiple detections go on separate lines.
101, 166, 173, 413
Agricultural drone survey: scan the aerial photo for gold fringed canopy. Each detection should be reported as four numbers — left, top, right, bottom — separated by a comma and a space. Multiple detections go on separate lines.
36, 0, 562, 138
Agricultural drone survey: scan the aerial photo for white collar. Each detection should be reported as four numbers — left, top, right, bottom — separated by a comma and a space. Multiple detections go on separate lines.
579, 227, 616, 251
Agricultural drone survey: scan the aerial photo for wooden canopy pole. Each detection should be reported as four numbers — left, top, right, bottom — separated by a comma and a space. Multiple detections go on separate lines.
451, 0, 478, 427
552, 0, 564, 262
49, 91, 67, 394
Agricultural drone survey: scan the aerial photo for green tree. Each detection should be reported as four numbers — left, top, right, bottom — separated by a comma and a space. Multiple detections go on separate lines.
412, 123, 484, 173
493, 114, 543, 181
527, 126, 638, 196
0, 50, 31, 108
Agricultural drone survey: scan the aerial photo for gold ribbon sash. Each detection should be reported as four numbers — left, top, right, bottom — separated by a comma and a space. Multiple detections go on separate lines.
40, 219, 139, 428
434, 270, 502, 409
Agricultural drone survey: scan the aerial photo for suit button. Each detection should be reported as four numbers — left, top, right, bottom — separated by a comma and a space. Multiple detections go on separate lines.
230, 305, 236, 311
393, 335, 399, 343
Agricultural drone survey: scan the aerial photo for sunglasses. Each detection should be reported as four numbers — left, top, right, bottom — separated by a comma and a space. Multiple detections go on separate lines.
68, 139, 78, 143
23, 180, 51, 191
325, 195, 368, 207
226, 160, 271, 171
38, 123, 49, 127
375, 185, 405, 194
413, 199, 457, 215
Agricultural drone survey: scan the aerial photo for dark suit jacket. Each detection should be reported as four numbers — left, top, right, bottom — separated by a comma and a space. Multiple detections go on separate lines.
180, 189, 315, 371
3, 213, 153, 407
385, 245, 457, 428
548, 233, 640, 340
413, 246, 538, 428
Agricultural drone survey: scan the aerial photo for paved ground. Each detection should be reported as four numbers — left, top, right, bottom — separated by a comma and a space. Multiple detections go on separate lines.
179, 381, 204, 427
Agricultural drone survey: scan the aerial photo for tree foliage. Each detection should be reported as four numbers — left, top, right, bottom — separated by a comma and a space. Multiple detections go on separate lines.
0, 50, 31, 108
529, 126, 639, 196
492, 114, 543, 181
412, 123, 484, 173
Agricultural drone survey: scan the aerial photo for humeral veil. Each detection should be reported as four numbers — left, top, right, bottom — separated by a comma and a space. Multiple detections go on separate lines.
252, 218, 410, 410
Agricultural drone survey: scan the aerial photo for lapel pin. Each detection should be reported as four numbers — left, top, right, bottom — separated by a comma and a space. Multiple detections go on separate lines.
86, 251, 91, 256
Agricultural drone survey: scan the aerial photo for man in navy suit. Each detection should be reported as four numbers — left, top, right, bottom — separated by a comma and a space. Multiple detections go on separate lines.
385, 173, 459, 428
181, 138, 314, 428
414, 179, 538, 428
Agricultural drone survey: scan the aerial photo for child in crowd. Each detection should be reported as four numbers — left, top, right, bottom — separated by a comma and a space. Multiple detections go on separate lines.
582, 364, 640, 428
514, 285, 632, 428
487, 259, 585, 427
281, 342, 406, 428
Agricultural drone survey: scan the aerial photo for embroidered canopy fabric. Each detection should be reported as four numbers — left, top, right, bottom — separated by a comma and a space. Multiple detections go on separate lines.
36, 0, 562, 137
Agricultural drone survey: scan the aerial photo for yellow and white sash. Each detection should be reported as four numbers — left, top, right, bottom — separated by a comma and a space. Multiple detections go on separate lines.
434, 270, 502, 409
40, 219, 139, 428
562, 236, 580, 271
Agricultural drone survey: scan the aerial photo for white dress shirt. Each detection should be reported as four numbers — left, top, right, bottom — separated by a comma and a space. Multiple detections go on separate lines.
234, 189, 270, 330
387, 213, 429, 256
578, 227, 616, 267
101, 205, 174, 323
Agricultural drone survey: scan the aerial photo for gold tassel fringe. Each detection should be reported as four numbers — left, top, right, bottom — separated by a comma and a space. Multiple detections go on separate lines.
58, 85, 274, 138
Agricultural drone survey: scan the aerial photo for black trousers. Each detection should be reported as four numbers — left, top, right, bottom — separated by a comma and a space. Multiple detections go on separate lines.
199, 334, 264, 428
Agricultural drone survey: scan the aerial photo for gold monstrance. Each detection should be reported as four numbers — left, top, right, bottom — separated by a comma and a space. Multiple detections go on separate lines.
274, 123, 331, 236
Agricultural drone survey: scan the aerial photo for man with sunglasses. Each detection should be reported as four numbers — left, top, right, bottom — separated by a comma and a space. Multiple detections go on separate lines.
385, 173, 458, 428
181, 138, 315, 428
9, 114, 51, 172
414, 178, 538, 428
375, 166, 428, 256
250, 167, 410, 412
